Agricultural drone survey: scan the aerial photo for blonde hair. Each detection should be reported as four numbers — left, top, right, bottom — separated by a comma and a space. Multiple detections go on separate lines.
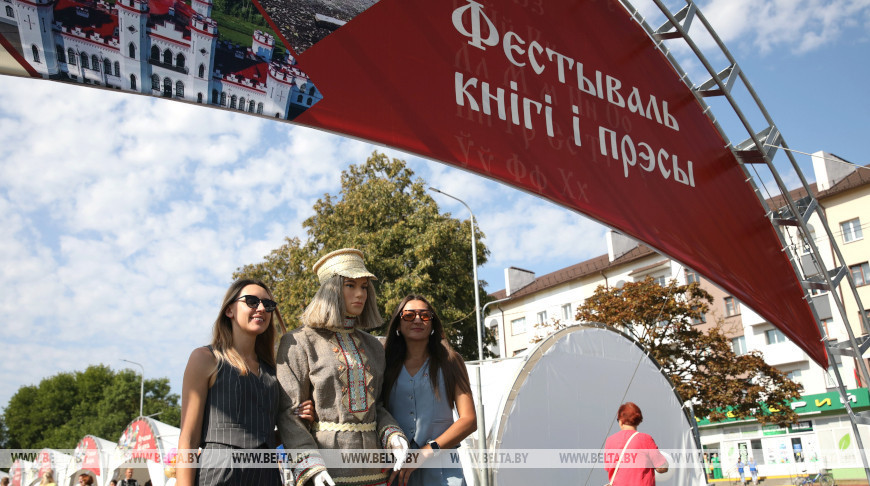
40, 470, 54, 484
300, 275, 382, 330
211, 278, 285, 373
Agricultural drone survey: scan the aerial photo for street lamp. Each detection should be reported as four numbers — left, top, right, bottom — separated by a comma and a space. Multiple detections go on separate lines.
428, 187, 489, 486
121, 359, 144, 418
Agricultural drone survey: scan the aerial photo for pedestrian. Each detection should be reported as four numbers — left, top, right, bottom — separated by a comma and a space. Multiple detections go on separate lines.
712, 453, 722, 479
119, 468, 139, 486
737, 458, 746, 485
176, 278, 313, 486
604, 402, 668, 485
276, 248, 410, 486
1, 477, 9, 486
748, 457, 758, 485
39, 470, 57, 486
78, 475, 94, 486
383, 294, 477, 486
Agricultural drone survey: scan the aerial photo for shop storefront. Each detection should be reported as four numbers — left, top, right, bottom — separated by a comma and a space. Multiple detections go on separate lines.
699, 388, 870, 482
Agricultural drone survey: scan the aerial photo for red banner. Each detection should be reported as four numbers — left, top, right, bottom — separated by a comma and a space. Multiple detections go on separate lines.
118, 418, 160, 462
0, 0, 825, 364
74, 436, 102, 477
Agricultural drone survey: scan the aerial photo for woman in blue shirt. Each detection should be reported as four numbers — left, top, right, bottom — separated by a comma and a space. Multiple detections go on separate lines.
383, 295, 477, 486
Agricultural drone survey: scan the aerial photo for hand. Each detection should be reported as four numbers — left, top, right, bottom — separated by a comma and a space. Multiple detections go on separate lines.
294, 400, 317, 424
387, 436, 410, 485
312, 470, 335, 486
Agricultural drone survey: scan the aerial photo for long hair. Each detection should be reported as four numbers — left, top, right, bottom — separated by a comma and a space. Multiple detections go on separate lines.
300, 275, 382, 330
40, 470, 54, 485
382, 294, 471, 405
211, 278, 285, 373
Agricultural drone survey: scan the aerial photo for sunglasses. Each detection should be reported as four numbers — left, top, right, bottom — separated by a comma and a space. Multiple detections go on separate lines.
236, 295, 278, 313
401, 309, 434, 322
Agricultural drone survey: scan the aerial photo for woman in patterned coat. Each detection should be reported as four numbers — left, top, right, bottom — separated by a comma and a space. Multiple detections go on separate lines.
277, 248, 409, 486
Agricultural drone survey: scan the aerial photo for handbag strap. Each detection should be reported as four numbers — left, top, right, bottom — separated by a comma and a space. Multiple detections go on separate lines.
610, 431, 640, 484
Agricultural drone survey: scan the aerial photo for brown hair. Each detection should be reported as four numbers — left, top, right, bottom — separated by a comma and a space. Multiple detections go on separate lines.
78, 474, 94, 485
617, 402, 644, 427
382, 295, 471, 405
211, 278, 285, 373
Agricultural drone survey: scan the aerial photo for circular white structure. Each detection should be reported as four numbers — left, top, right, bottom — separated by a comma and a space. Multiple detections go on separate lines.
484, 324, 706, 485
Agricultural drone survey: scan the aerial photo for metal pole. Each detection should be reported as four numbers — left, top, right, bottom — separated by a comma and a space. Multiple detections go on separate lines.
121, 359, 144, 418
429, 187, 489, 486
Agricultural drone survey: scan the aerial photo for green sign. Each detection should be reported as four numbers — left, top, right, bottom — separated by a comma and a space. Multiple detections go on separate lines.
697, 388, 870, 426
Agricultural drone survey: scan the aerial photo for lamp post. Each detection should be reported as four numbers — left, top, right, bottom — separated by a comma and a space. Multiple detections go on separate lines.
121, 359, 144, 418
428, 187, 488, 486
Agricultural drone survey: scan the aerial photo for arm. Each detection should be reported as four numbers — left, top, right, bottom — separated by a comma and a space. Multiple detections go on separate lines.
175, 347, 217, 486
276, 331, 328, 486
430, 361, 477, 450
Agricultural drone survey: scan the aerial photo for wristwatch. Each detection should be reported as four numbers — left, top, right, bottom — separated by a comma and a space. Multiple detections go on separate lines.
427, 440, 441, 451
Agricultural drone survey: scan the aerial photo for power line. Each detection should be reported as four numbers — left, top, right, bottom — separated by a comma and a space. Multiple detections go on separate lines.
763, 144, 868, 170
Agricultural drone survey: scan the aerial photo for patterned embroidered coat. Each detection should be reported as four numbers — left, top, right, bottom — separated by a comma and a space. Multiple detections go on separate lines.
277, 325, 406, 486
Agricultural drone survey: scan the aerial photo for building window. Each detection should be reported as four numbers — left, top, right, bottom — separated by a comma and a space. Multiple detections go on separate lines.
850, 262, 870, 286
129, 74, 136, 89
731, 336, 746, 355
80, 52, 89, 69
765, 328, 787, 345
841, 218, 863, 243
103, 58, 111, 74
150, 45, 159, 60
306, 97, 313, 106
198, 63, 205, 78
114, 61, 120, 76
151, 74, 159, 90
685, 268, 699, 284
175, 52, 185, 68
220, 92, 227, 106
652, 275, 667, 286
536, 311, 547, 324
309, 86, 315, 95
197, 92, 203, 103
67, 48, 76, 65
512, 348, 527, 356
91, 54, 99, 71
256, 102, 263, 114
511, 317, 526, 335
786, 369, 802, 382
248, 100, 255, 113
31, 45, 40, 63
691, 306, 706, 325
55, 45, 64, 62
296, 94, 303, 102
724, 297, 739, 316
561, 303, 572, 321
175, 80, 184, 98
163, 48, 172, 65
6, 6, 14, 18
128, 43, 136, 59
162, 77, 172, 97
212, 89, 218, 104
230, 95, 237, 109
239, 97, 246, 110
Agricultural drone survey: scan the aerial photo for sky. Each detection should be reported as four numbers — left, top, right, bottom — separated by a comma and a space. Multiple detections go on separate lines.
0, 0, 868, 419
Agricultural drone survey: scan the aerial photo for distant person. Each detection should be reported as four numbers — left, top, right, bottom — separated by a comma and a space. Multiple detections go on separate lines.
176, 278, 313, 486
712, 453, 722, 479
2, 476, 10, 486
109, 481, 117, 486
737, 458, 746, 485
748, 457, 758, 485
77, 474, 94, 485
383, 294, 477, 486
604, 402, 668, 486
40, 470, 57, 486
118, 468, 138, 486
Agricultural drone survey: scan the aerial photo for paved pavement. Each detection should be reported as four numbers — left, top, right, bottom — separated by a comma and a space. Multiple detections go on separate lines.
706, 476, 868, 486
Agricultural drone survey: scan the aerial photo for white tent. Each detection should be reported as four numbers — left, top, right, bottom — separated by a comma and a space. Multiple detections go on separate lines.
27, 450, 73, 486
108, 417, 179, 486
8, 459, 33, 486
65, 435, 119, 486
462, 324, 707, 485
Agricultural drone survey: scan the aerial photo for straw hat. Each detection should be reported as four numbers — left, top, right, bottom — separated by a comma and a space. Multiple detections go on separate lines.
313, 248, 377, 284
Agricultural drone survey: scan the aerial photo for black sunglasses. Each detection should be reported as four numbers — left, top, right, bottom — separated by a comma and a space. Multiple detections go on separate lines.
236, 295, 278, 313
401, 309, 434, 322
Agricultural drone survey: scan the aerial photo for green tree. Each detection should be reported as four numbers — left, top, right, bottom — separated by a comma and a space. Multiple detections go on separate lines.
3, 365, 180, 449
576, 277, 803, 426
235, 152, 492, 359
